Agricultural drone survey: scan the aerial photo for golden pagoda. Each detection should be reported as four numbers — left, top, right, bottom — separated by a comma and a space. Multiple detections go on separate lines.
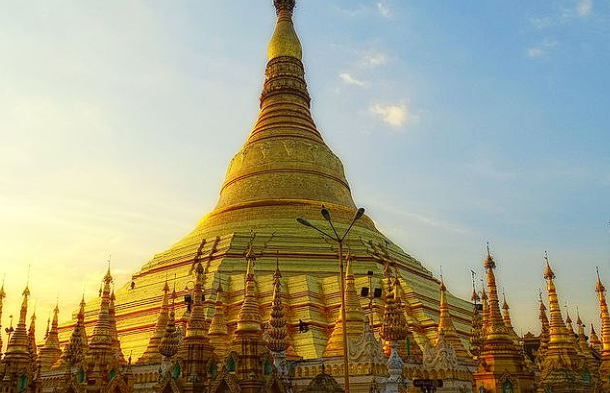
472, 247, 535, 393
537, 253, 585, 393
58, 0, 472, 372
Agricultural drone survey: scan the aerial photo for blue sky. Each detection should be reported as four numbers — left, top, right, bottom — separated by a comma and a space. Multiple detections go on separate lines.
0, 0, 608, 340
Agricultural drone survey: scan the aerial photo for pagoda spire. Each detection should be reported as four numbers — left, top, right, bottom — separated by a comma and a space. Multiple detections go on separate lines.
473, 245, 533, 392
234, 247, 262, 336
5, 283, 31, 357
537, 252, 585, 392
62, 295, 88, 366
576, 310, 600, 379
436, 275, 468, 358
109, 289, 126, 364
139, 280, 171, 363
381, 276, 407, 391
596, 268, 610, 389
537, 293, 550, 361
269, 0, 301, 61
208, 280, 229, 358
178, 259, 214, 383
267, 256, 288, 353
2, 281, 37, 391
480, 286, 489, 335
159, 285, 179, 359
267, 256, 289, 376
231, 245, 266, 387
501, 292, 520, 346
88, 267, 115, 359
39, 301, 62, 370
27, 309, 37, 360
323, 252, 366, 357
469, 279, 483, 361
478, 246, 521, 354
590, 325, 602, 352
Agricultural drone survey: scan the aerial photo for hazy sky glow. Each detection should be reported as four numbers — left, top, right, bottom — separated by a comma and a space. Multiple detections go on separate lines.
1, 0, 609, 344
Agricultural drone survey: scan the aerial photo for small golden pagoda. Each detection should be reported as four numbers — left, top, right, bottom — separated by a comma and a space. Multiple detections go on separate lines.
472, 247, 535, 393
536, 254, 585, 393
0, 283, 36, 393
57, 0, 473, 375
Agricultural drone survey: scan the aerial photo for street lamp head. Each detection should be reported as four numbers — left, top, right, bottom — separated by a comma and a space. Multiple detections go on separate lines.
354, 207, 365, 220
296, 217, 313, 227
321, 205, 331, 222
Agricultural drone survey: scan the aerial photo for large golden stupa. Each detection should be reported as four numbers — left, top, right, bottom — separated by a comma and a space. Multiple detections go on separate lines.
61, 0, 472, 362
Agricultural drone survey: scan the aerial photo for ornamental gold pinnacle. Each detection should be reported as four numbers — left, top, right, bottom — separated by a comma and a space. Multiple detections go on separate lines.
267, 257, 288, 353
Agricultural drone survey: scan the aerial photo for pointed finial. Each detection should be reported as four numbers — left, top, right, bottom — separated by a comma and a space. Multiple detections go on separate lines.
543, 251, 555, 280
596, 266, 606, 294
439, 267, 446, 291
471, 270, 480, 302
484, 242, 496, 269
502, 290, 509, 310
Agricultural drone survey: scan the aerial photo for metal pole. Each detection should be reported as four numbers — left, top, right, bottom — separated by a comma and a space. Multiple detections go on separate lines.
338, 240, 350, 393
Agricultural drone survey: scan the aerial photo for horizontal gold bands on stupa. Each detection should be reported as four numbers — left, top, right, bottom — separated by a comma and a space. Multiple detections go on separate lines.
207, 198, 361, 221
220, 168, 351, 194
246, 130, 323, 145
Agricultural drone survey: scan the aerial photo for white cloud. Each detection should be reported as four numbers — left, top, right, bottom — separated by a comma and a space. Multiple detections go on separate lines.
369, 102, 419, 128
377, 2, 392, 18
530, 17, 553, 29
339, 72, 368, 88
360, 52, 389, 68
334, 5, 368, 18
577, 0, 592, 16
527, 39, 557, 58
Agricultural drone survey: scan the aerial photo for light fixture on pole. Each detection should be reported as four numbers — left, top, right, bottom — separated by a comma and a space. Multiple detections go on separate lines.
297, 205, 365, 393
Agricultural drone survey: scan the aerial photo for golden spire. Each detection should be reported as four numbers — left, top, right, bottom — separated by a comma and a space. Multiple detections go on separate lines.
480, 246, 517, 351
63, 295, 88, 366
501, 293, 512, 328
323, 252, 366, 357
267, 256, 288, 353
436, 274, 468, 358
596, 267, 610, 389
88, 268, 114, 354
537, 252, 584, 391
231, 245, 267, 384
480, 285, 489, 334
538, 293, 550, 357
39, 301, 62, 370
268, 0, 302, 60
381, 277, 407, 343
208, 280, 229, 358
590, 324, 602, 352
501, 292, 520, 346
543, 253, 571, 344
5, 282, 31, 358
109, 289, 126, 364
576, 311, 593, 359
139, 280, 171, 363
27, 309, 37, 359
235, 247, 262, 335
596, 268, 610, 356
159, 286, 180, 359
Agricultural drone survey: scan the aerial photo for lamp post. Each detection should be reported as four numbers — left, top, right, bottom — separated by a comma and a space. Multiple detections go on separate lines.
297, 205, 365, 393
